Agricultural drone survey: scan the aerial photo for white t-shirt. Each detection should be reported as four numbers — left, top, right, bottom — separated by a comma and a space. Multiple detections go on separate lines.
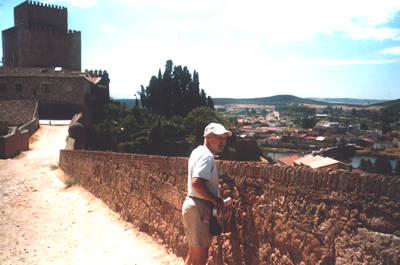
187, 145, 219, 199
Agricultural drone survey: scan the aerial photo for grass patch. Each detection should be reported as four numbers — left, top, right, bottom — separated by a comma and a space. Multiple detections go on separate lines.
29, 134, 40, 145
64, 175, 80, 188
50, 163, 59, 170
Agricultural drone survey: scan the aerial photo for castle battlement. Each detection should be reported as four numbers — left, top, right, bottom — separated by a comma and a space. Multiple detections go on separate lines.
67, 30, 80, 35
85, 69, 109, 78
26, 1, 67, 11
14, 1, 68, 32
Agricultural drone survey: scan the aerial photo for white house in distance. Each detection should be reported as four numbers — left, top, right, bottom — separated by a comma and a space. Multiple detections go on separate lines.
278, 154, 349, 170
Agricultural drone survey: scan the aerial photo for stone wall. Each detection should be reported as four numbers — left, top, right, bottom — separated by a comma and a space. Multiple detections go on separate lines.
0, 99, 38, 158
5, 26, 81, 71
0, 127, 29, 158
0, 100, 38, 126
59, 150, 400, 265
0, 73, 88, 119
0, 74, 88, 106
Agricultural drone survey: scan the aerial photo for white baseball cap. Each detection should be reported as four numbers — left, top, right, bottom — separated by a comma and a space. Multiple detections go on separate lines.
204, 123, 232, 137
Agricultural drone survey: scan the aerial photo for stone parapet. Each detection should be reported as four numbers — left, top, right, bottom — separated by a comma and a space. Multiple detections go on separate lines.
59, 149, 400, 264
0, 127, 29, 158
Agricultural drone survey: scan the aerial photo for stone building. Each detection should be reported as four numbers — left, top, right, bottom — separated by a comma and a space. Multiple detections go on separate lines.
2, 0, 80, 70
0, 67, 109, 119
0, 1, 109, 119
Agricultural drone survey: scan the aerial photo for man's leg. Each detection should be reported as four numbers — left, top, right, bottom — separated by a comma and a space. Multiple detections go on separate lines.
182, 198, 211, 265
188, 246, 208, 265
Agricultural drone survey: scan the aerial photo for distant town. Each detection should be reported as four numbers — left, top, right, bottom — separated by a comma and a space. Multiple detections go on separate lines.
212, 95, 400, 174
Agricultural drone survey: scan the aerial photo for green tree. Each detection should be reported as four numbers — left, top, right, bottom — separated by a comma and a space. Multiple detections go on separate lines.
381, 123, 391, 135
148, 116, 163, 147
140, 60, 214, 118
359, 158, 373, 172
360, 122, 368, 130
87, 100, 153, 153
184, 106, 229, 144
374, 156, 392, 175
300, 117, 317, 129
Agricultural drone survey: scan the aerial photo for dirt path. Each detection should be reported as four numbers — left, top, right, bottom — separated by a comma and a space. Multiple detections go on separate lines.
0, 125, 184, 265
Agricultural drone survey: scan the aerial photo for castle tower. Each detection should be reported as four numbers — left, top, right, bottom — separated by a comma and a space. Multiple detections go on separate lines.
1, 0, 81, 71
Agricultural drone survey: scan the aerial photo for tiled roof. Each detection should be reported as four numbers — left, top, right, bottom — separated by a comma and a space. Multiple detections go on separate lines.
259, 126, 279, 131
268, 136, 282, 140
278, 155, 303, 166
294, 155, 340, 169
361, 137, 374, 143
83, 75, 102, 84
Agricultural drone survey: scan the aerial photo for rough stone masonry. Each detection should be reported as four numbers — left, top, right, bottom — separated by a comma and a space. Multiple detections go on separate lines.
59, 149, 400, 265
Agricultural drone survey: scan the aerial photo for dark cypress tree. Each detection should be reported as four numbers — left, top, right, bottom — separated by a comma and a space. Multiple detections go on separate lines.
359, 158, 367, 170
374, 157, 392, 175
365, 159, 374, 172
394, 160, 400, 176
359, 158, 374, 173
140, 60, 214, 118
207, 96, 214, 109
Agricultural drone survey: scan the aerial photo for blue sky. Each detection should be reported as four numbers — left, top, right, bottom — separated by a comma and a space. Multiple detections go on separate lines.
1, 0, 400, 100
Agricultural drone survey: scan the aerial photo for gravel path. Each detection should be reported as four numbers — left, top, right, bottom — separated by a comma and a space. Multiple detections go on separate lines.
0, 125, 184, 265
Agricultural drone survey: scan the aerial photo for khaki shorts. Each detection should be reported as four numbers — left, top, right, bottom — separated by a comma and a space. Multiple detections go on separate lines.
182, 196, 212, 247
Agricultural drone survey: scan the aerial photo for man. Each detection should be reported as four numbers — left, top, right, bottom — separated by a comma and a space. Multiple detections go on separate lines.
182, 122, 232, 265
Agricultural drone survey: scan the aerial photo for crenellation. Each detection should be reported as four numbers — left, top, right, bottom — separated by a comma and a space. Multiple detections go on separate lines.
85, 69, 109, 78
27, 0, 66, 11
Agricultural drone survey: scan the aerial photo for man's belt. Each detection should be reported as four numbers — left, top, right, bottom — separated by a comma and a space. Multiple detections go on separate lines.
188, 196, 210, 203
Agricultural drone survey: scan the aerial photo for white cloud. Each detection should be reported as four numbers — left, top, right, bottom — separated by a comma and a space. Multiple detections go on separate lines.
379, 46, 400, 56
100, 22, 115, 33
345, 26, 400, 40
82, 0, 400, 99
50, 0, 97, 8
120, 0, 221, 12
296, 58, 400, 68
225, 0, 400, 43
122, 0, 400, 43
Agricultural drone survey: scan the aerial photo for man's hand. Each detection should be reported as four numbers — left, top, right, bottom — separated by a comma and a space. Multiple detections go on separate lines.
191, 178, 225, 212
215, 197, 224, 214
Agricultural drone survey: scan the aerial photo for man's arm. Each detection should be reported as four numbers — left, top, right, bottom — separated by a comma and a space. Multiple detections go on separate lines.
191, 177, 224, 211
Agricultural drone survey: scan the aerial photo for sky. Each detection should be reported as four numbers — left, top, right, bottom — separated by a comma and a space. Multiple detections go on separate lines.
1, 0, 400, 100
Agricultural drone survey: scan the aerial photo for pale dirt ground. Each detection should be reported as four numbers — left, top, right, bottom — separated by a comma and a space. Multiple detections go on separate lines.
0, 125, 184, 265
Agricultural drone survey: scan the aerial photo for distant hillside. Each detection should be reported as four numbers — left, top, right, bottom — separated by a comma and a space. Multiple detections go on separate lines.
214, 95, 327, 106
308, 97, 385, 106
369, 98, 400, 107
115, 98, 136, 107
116, 96, 397, 108
368, 99, 400, 114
